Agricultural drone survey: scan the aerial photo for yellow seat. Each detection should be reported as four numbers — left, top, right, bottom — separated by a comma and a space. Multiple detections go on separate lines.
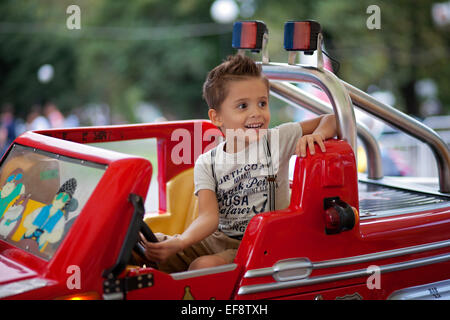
145, 168, 198, 235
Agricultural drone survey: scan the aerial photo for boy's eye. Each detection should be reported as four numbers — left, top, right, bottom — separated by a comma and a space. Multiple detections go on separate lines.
237, 103, 247, 109
258, 101, 267, 108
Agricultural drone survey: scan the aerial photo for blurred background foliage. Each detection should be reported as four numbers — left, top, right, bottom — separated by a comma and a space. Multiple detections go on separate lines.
0, 0, 449, 125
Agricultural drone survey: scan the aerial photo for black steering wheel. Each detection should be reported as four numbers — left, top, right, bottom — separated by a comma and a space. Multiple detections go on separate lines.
133, 220, 159, 267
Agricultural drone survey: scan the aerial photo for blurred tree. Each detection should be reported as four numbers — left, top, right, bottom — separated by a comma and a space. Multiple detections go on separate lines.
0, 0, 233, 122
0, 0, 449, 124
72, 0, 233, 122
0, 0, 79, 118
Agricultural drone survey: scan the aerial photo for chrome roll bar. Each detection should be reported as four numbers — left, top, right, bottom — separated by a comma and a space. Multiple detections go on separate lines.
261, 62, 357, 158
259, 59, 449, 193
269, 81, 383, 180
344, 81, 450, 194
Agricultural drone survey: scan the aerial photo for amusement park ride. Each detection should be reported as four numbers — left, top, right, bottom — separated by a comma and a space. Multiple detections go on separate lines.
0, 21, 449, 300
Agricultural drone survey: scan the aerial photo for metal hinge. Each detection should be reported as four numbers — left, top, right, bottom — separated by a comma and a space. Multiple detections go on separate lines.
102, 272, 154, 300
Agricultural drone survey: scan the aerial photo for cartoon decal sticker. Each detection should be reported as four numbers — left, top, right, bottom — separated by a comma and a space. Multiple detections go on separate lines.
0, 194, 29, 238
0, 145, 105, 261
0, 171, 27, 238
22, 178, 78, 251
0, 172, 25, 220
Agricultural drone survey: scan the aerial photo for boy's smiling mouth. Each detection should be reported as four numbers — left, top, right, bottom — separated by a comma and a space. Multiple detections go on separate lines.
244, 123, 264, 129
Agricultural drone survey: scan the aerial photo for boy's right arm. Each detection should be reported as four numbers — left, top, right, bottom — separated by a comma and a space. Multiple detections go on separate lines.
178, 189, 219, 248
140, 189, 219, 263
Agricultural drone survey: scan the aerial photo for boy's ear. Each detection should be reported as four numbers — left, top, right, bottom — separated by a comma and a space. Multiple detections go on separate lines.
208, 108, 223, 128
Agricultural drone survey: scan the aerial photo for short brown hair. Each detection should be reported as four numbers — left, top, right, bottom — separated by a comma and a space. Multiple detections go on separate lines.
202, 54, 269, 110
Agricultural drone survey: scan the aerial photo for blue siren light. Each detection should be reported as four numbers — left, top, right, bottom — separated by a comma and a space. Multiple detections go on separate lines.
232, 21, 268, 52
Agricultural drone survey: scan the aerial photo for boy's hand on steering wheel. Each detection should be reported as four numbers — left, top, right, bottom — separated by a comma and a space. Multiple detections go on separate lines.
139, 232, 184, 263
295, 133, 326, 157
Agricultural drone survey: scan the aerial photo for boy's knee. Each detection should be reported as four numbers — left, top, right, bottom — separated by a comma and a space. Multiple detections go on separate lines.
189, 255, 226, 270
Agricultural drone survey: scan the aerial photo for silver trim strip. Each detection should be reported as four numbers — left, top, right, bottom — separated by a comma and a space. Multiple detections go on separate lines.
245, 267, 273, 279
314, 240, 450, 269
388, 279, 450, 300
170, 263, 237, 280
238, 253, 450, 295
244, 239, 450, 279
0, 278, 50, 299
103, 292, 124, 300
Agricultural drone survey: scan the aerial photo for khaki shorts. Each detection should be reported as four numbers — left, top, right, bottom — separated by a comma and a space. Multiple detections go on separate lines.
134, 230, 241, 274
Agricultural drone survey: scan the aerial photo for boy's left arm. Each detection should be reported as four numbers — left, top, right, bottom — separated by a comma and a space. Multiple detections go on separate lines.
296, 114, 337, 157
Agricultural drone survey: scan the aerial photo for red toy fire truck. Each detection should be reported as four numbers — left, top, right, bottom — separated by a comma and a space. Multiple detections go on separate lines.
0, 21, 449, 300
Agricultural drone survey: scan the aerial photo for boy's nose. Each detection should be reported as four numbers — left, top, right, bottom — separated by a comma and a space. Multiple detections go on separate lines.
249, 104, 264, 117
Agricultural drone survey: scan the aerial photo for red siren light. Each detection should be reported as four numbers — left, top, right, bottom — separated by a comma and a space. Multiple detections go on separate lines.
284, 20, 322, 55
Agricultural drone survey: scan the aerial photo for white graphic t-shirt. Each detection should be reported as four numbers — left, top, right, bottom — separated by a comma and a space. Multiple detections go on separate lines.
194, 122, 303, 238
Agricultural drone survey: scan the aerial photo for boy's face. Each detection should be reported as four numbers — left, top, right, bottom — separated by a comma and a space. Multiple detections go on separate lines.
209, 77, 270, 146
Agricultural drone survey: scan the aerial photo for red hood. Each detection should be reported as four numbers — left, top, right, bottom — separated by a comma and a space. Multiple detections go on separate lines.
0, 255, 37, 285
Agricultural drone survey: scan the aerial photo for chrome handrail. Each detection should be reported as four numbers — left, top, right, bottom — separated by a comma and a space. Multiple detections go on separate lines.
261, 62, 357, 156
344, 81, 450, 194
269, 81, 383, 180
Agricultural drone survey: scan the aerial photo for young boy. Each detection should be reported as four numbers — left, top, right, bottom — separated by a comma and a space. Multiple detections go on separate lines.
139, 54, 336, 273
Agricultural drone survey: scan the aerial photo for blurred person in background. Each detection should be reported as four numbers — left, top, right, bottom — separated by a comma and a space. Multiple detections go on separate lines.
0, 103, 18, 157
64, 107, 81, 128
43, 101, 65, 129
26, 104, 50, 131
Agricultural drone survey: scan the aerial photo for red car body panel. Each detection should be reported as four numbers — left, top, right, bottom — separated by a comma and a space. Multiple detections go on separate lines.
0, 120, 448, 300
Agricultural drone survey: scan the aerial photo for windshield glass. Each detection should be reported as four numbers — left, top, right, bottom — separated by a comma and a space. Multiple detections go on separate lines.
0, 144, 106, 261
